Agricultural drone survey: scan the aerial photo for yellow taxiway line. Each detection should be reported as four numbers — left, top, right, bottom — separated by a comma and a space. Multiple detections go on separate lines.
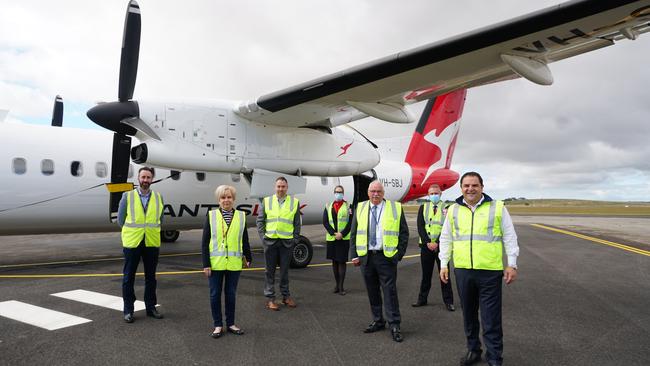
531, 224, 650, 257
0, 254, 420, 279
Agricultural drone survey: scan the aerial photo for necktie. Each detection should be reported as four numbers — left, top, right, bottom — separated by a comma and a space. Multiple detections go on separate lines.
369, 205, 377, 248
433, 205, 437, 216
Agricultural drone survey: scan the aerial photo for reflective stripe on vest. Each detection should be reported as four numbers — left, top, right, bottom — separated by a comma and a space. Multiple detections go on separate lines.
354, 200, 402, 258
264, 195, 298, 239
121, 189, 162, 248
448, 200, 504, 270
325, 201, 350, 241
209, 209, 246, 271
418, 201, 444, 244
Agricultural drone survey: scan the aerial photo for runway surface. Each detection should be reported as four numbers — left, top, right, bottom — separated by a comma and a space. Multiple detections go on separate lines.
0, 215, 649, 365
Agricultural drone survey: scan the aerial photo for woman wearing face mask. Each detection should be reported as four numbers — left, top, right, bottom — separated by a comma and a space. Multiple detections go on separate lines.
322, 185, 353, 295
202, 185, 252, 338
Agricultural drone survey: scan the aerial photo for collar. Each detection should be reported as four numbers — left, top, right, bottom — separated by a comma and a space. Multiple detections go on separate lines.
455, 193, 493, 209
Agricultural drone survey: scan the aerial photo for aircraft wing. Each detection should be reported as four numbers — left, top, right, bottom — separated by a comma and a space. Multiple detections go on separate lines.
235, 0, 650, 127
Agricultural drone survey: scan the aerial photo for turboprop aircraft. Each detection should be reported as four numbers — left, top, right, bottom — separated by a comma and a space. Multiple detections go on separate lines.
86, 0, 650, 220
0, 90, 466, 267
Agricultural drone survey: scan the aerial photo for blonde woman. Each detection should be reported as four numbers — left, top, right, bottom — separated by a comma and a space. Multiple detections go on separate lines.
202, 185, 252, 338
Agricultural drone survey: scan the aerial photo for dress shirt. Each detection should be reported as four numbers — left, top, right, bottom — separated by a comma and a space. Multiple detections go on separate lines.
439, 195, 519, 269
369, 200, 385, 250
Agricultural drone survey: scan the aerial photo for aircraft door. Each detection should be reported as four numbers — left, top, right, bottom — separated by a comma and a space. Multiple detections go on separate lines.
226, 113, 245, 171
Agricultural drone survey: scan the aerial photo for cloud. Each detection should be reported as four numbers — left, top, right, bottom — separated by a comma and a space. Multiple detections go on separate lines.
1, 0, 649, 200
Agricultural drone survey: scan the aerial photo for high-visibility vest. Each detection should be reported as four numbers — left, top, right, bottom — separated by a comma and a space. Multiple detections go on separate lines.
208, 209, 246, 271
325, 201, 351, 241
418, 201, 444, 244
264, 194, 299, 239
448, 200, 504, 270
121, 189, 163, 248
354, 200, 402, 258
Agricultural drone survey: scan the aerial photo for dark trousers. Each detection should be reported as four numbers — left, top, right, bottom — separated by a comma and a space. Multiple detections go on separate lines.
455, 268, 503, 365
122, 242, 159, 314
264, 242, 291, 299
417, 245, 454, 304
361, 251, 401, 326
208, 270, 241, 327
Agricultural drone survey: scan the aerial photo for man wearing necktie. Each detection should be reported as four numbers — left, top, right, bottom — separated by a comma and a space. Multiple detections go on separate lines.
350, 180, 409, 342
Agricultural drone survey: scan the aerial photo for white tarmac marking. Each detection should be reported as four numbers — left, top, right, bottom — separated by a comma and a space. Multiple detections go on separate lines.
0, 300, 91, 330
51, 289, 147, 312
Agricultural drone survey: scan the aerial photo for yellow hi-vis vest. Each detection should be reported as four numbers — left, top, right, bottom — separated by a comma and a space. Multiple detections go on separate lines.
264, 194, 299, 239
354, 200, 402, 258
418, 201, 444, 244
121, 189, 163, 248
448, 200, 504, 270
208, 209, 246, 271
326, 201, 350, 241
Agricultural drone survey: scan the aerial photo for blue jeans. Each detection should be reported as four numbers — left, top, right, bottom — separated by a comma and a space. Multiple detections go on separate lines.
208, 270, 241, 327
122, 242, 159, 314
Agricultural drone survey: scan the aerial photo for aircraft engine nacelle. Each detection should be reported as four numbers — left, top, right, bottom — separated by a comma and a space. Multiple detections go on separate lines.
131, 140, 242, 173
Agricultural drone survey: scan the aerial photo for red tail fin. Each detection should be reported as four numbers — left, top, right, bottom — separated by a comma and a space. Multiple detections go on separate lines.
402, 89, 466, 201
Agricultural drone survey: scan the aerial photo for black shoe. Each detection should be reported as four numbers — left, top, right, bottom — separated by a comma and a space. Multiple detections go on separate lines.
363, 321, 386, 333
210, 328, 224, 339
333, 287, 340, 294
390, 326, 403, 342
411, 300, 427, 307
446, 303, 456, 312
459, 350, 482, 366
227, 326, 245, 335
487, 362, 501, 366
123, 313, 134, 323
339, 289, 347, 296
146, 309, 164, 319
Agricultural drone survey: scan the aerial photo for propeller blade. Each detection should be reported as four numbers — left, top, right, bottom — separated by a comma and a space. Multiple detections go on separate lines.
121, 116, 161, 141
51, 95, 63, 127
118, 0, 141, 102
109, 133, 133, 217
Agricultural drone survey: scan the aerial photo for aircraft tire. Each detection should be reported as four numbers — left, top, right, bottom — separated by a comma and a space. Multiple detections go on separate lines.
161, 230, 180, 243
290, 235, 313, 268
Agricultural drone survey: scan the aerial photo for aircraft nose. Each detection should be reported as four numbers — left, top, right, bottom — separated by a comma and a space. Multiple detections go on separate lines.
87, 101, 139, 135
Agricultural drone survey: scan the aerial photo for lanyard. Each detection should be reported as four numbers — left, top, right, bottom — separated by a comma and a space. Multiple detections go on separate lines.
220, 210, 233, 249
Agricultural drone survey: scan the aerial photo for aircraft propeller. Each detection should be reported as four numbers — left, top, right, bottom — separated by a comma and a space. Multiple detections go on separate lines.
86, 0, 141, 217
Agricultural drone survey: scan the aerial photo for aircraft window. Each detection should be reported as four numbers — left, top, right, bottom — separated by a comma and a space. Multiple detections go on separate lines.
128, 164, 134, 178
12, 158, 27, 175
321, 177, 328, 185
196, 172, 206, 182
41, 159, 55, 176
171, 170, 181, 180
96, 162, 108, 178
70, 161, 83, 177
230, 173, 240, 183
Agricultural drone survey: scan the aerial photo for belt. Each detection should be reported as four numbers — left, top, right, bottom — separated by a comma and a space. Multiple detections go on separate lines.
368, 250, 382, 254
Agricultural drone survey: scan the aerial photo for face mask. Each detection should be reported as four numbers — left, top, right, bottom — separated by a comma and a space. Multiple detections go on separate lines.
334, 193, 344, 201
429, 194, 440, 203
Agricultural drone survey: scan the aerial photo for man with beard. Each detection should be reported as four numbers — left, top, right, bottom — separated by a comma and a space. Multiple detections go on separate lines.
117, 167, 165, 323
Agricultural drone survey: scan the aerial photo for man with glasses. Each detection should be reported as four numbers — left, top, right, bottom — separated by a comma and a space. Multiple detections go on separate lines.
350, 180, 409, 342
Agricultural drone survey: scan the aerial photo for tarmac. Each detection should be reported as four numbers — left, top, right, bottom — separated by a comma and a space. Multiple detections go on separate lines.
0, 214, 649, 365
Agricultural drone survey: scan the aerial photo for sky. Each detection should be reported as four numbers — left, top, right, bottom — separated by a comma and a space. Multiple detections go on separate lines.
1, 0, 649, 201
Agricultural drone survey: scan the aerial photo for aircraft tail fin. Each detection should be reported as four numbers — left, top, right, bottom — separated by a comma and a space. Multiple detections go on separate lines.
401, 89, 466, 201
